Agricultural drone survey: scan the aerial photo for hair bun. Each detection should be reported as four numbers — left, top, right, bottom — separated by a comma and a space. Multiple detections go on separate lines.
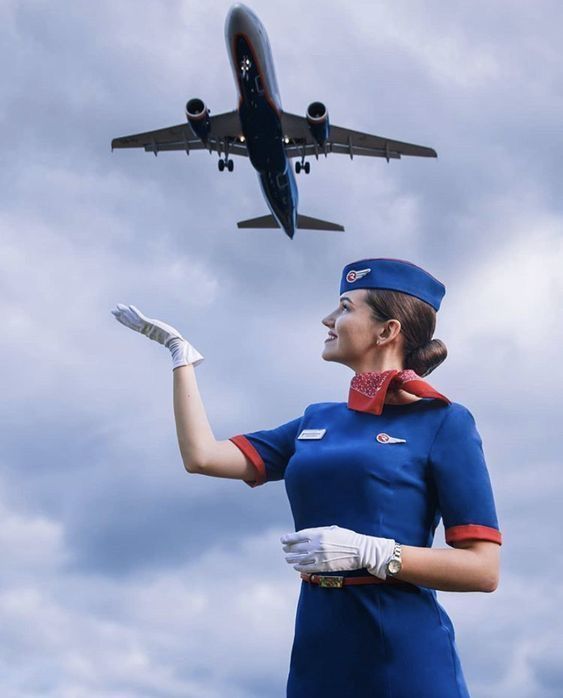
405, 338, 447, 377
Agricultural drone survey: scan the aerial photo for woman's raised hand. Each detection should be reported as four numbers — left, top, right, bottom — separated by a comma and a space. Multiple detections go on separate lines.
111, 303, 204, 369
111, 304, 184, 344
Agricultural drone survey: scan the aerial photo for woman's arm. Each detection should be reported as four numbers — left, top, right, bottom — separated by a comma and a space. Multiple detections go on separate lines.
282, 527, 500, 593
110, 303, 256, 482
173, 364, 257, 481
396, 539, 500, 592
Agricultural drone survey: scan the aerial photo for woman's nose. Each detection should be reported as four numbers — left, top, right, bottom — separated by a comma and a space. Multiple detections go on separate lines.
322, 312, 335, 328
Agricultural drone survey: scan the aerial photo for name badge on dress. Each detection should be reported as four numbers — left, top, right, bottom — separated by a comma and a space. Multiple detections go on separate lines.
298, 429, 326, 440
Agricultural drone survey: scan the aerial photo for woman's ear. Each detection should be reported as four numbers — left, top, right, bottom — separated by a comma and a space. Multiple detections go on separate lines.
381, 319, 401, 342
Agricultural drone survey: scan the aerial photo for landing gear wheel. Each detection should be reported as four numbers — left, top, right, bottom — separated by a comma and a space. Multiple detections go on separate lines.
295, 161, 301, 174
227, 158, 234, 172
304, 161, 311, 174
218, 159, 225, 172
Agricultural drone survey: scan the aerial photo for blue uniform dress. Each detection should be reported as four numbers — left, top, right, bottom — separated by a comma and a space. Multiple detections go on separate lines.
230, 397, 502, 698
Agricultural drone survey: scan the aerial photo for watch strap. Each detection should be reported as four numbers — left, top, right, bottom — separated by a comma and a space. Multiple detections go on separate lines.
385, 542, 402, 576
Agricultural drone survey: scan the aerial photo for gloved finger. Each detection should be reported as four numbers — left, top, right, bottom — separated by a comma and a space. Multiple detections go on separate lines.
111, 308, 132, 324
112, 310, 141, 331
280, 527, 326, 545
284, 553, 316, 565
280, 532, 307, 545
282, 541, 312, 554
293, 561, 323, 572
120, 304, 149, 329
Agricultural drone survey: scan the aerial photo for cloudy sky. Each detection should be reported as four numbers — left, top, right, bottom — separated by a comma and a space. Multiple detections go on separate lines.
2, 0, 563, 695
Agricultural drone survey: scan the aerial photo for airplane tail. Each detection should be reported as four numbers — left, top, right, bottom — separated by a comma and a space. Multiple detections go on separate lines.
237, 214, 344, 231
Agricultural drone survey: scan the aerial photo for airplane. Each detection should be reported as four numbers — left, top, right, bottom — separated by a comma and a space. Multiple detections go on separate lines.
111, 3, 437, 239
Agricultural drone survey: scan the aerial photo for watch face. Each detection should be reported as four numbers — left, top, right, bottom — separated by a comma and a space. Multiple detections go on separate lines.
388, 559, 401, 574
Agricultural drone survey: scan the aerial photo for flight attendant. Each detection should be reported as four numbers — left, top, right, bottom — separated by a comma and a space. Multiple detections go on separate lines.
112, 257, 502, 698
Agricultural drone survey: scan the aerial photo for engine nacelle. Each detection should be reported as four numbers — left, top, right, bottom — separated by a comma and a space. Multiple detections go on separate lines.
186, 98, 211, 142
306, 101, 330, 146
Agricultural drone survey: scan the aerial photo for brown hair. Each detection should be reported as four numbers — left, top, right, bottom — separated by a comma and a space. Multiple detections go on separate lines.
364, 289, 447, 377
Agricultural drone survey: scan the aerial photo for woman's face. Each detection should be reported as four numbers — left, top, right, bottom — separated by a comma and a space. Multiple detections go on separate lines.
321, 288, 384, 369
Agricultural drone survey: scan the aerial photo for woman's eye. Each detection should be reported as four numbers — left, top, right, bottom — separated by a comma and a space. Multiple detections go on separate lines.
341, 304, 349, 312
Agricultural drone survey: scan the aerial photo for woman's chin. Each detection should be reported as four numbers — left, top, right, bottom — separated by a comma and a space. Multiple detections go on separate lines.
322, 344, 339, 362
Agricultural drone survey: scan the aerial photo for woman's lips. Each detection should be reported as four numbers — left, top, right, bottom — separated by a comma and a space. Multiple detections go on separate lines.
324, 332, 337, 343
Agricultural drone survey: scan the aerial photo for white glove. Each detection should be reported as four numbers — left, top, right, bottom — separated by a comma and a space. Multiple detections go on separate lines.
280, 525, 396, 580
111, 303, 204, 369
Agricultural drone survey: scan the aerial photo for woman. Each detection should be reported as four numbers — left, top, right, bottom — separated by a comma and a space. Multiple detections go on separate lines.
112, 257, 502, 698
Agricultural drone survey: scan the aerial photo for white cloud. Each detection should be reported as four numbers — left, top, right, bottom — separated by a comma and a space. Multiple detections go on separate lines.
0, 480, 296, 696
440, 570, 563, 697
346, 2, 501, 89
441, 194, 563, 392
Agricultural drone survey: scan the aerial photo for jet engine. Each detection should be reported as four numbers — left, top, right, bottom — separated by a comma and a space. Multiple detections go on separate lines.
186, 98, 211, 142
306, 101, 330, 146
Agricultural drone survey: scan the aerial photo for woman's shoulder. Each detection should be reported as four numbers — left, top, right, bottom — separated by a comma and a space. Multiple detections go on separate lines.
302, 401, 347, 417
440, 400, 477, 418
431, 400, 481, 436
304, 400, 346, 410
388, 399, 480, 436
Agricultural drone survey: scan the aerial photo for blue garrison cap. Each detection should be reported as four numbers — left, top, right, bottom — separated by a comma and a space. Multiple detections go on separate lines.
340, 258, 446, 311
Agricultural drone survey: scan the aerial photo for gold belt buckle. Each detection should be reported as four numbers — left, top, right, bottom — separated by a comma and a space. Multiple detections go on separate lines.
315, 575, 344, 589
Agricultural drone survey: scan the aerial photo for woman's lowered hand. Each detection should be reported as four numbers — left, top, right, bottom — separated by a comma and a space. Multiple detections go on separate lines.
281, 525, 396, 580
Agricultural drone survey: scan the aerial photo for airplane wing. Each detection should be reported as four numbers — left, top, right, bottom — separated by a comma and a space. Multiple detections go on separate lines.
280, 111, 437, 160
111, 110, 248, 157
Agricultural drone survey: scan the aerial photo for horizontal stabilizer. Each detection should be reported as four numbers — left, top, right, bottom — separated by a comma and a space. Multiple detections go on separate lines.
237, 214, 280, 229
297, 214, 344, 231
237, 213, 344, 232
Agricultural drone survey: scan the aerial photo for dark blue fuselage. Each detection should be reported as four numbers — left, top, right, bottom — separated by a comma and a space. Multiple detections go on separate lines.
226, 6, 298, 238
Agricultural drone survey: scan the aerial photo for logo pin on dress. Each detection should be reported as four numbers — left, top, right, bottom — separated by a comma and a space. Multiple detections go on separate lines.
376, 432, 406, 444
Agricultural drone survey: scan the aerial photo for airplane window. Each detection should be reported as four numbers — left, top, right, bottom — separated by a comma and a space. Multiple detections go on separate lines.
255, 75, 264, 94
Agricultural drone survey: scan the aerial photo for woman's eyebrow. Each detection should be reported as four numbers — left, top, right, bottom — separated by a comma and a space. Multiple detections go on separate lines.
339, 296, 354, 305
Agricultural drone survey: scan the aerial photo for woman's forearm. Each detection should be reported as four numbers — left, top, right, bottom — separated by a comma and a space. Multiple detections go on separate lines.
172, 364, 216, 471
394, 542, 500, 592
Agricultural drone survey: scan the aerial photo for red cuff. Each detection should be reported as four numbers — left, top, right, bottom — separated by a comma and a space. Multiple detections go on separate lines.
445, 524, 502, 546
229, 435, 267, 488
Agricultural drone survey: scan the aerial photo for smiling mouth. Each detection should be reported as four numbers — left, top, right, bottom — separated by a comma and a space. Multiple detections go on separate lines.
324, 333, 337, 343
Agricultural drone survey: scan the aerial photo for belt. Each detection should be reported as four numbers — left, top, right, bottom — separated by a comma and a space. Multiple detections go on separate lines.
300, 572, 410, 589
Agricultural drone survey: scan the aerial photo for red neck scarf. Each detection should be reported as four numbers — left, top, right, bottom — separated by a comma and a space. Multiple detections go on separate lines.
348, 369, 451, 415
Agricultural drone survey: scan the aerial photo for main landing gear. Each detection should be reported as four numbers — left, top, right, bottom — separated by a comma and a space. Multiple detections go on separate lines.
218, 158, 234, 172
295, 160, 310, 174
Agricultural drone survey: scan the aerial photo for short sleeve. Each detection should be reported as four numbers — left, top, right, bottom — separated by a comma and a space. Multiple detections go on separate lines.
429, 404, 502, 547
229, 416, 303, 488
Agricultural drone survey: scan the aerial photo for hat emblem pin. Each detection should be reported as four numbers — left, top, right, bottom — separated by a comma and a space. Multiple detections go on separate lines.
346, 268, 371, 283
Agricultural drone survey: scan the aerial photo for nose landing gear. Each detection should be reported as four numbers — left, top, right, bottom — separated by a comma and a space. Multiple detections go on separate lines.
240, 56, 252, 81
295, 160, 310, 174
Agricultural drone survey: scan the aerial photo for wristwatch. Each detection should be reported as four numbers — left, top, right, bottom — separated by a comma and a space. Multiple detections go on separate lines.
385, 543, 402, 576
